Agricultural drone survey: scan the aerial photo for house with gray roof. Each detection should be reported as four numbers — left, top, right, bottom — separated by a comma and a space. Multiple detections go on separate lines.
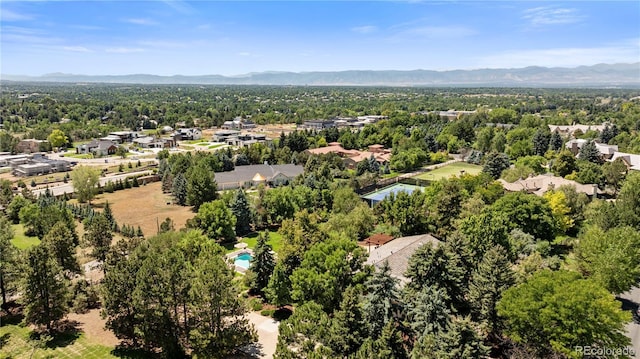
214, 164, 304, 190
365, 233, 440, 284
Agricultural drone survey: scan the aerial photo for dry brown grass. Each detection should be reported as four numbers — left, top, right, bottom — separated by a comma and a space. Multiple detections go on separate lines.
91, 181, 194, 237
66, 309, 120, 347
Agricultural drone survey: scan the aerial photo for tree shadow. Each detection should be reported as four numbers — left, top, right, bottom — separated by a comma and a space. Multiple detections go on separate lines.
0, 302, 24, 327
616, 296, 639, 323
0, 332, 10, 350
111, 344, 158, 359
273, 306, 293, 321
32, 320, 81, 349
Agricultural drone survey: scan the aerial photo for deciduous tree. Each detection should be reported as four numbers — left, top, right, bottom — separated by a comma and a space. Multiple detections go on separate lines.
497, 270, 630, 358
70, 166, 100, 203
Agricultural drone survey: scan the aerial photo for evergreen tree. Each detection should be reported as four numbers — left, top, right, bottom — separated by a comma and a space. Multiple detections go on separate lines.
549, 131, 563, 151
248, 231, 275, 295
188, 243, 256, 357
482, 152, 510, 179
161, 171, 173, 193
408, 285, 451, 339
0, 217, 19, 311
42, 221, 80, 275
23, 245, 70, 332
532, 128, 550, 156
578, 140, 603, 164
186, 164, 217, 210
411, 317, 489, 359
172, 172, 188, 206
84, 213, 113, 264
230, 189, 252, 235
103, 201, 116, 230
363, 261, 403, 338
327, 286, 365, 356
467, 245, 514, 333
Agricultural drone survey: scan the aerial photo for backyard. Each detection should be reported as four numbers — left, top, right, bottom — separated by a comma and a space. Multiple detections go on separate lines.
413, 162, 482, 181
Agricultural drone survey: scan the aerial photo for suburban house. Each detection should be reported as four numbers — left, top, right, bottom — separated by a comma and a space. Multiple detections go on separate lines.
498, 174, 600, 197
213, 164, 304, 190
565, 139, 618, 159
306, 142, 391, 169
609, 152, 640, 171
16, 139, 48, 154
221, 118, 256, 130
365, 233, 440, 284
76, 140, 118, 156
212, 130, 241, 142
174, 128, 203, 141
549, 123, 607, 137
108, 131, 138, 143
225, 133, 270, 147
133, 136, 166, 149
301, 119, 336, 130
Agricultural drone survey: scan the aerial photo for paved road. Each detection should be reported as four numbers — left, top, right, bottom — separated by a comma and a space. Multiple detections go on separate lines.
33, 170, 152, 197
619, 287, 640, 358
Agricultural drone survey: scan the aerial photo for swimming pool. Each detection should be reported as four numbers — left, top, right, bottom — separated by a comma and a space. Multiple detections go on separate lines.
234, 252, 253, 270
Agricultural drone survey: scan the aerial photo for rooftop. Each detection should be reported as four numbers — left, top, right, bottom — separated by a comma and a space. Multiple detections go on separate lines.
365, 233, 440, 284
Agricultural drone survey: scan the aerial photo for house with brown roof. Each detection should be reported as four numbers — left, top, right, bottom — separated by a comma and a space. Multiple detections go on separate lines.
306, 143, 391, 169
498, 174, 599, 197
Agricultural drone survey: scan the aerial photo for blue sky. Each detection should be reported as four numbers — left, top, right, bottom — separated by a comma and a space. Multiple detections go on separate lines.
1, 1, 639, 76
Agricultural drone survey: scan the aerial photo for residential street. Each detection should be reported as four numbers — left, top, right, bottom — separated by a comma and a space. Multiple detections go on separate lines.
619, 287, 640, 358
32, 170, 152, 197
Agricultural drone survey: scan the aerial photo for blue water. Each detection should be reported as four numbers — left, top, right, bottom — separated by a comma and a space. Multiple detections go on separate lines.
234, 252, 253, 269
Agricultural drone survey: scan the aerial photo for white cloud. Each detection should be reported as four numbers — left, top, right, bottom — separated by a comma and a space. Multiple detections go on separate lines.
197, 24, 211, 30
122, 18, 158, 26
0, 9, 33, 22
351, 25, 377, 34
237, 52, 251, 57
106, 47, 145, 54
63, 46, 92, 53
475, 39, 640, 69
523, 7, 585, 26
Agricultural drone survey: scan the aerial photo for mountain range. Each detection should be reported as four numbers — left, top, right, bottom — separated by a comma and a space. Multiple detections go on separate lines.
2, 63, 639, 87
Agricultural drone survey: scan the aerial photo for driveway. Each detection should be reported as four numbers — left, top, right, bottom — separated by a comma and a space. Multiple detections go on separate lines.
242, 312, 280, 359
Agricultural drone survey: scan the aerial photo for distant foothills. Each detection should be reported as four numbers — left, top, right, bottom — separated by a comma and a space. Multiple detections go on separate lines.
2, 63, 639, 87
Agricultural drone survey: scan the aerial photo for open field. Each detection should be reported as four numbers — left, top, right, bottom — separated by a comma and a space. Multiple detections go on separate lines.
91, 182, 195, 237
413, 162, 482, 181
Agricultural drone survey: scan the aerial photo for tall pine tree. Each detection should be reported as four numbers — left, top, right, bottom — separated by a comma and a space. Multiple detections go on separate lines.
23, 245, 70, 331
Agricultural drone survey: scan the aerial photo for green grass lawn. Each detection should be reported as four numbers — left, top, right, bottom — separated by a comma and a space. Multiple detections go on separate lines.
10, 224, 40, 249
413, 162, 483, 181
208, 144, 224, 150
381, 171, 400, 179
224, 230, 283, 254
0, 324, 120, 359
63, 153, 94, 159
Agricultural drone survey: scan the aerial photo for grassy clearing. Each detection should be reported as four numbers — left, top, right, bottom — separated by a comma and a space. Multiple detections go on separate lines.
224, 230, 283, 253
208, 144, 224, 150
10, 224, 40, 250
413, 162, 482, 181
0, 324, 120, 359
63, 153, 94, 159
